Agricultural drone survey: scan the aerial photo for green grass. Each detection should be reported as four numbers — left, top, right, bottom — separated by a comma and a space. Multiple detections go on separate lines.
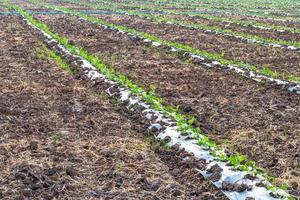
39, 43, 74, 74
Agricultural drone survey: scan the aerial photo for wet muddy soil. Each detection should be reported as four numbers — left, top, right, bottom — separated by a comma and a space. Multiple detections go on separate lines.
29, 13, 300, 196
0, 15, 226, 199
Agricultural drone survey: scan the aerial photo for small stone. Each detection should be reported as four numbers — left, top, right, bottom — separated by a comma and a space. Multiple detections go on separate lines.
207, 172, 221, 182
30, 183, 43, 190
244, 174, 257, 181
50, 167, 62, 176
14, 195, 24, 200
222, 182, 251, 192
291, 170, 300, 177
221, 182, 235, 191
295, 149, 300, 157
66, 167, 77, 177
290, 181, 298, 189
44, 144, 56, 152
29, 141, 38, 150
0, 106, 6, 113
171, 144, 181, 152
195, 159, 207, 170
233, 183, 250, 192
255, 181, 264, 187
150, 115, 158, 121
162, 136, 171, 143
181, 105, 192, 113
115, 177, 123, 188
68, 39, 75, 45
15, 172, 26, 180
172, 189, 182, 197
269, 192, 279, 198
207, 164, 223, 174
172, 168, 181, 177
22, 188, 31, 197
149, 126, 159, 133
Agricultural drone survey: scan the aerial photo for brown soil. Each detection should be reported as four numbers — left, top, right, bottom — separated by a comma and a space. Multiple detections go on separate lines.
42, 0, 300, 42
227, 14, 300, 30
0, 15, 227, 200
22, 0, 300, 29
173, 6, 300, 20
108, 2, 300, 27
169, 14, 300, 42
89, 13, 300, 78
37, 0, 300, 30
29, 13, 300, 196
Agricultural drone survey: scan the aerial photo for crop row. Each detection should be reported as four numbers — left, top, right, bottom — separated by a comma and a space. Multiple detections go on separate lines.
4, 1, 296, 199
192, 14, 300, 35
27, 0, 300, 92
103, 0, 300, 14
68, 0, 300, 33
90, 0, 300, 22
65, 0, 300, 51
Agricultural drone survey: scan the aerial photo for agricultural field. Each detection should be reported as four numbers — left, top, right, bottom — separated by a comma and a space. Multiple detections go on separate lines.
0, 0, 299, 199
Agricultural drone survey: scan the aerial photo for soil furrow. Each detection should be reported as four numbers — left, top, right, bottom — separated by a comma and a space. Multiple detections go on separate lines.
26, 12, 300, 196
198, 13, 300, 30
88, 13, 300, 78
168, 14, 300, 42
66, 0, 300, 42
39, 1, 300, 41
43, 0, 300, 42
14, 0, 299, 82
72, 0, 300, 29
0, 15, 226, 200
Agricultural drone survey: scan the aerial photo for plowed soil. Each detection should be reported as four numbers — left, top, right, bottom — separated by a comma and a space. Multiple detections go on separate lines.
41, 0, 300, 29
0, 15, 227, 200
168, 14, 300, 42
28, 12, 300, 197
89, 13, 300, 78
222, 14, 300, 30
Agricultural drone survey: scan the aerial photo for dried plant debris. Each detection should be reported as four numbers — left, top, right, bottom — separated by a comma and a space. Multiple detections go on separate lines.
0, 15, 226, 199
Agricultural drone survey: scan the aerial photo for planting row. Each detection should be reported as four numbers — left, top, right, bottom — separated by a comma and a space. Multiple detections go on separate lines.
186, 14, 300, 35
167, 14, 300, 42
8, 2, 299, 199
10, 0, 300, 198
22, 0, 299, 87
80, 0, 300, 24
60, 0, 300, 37
59, 0, 300, 52
10, 0, 300, 37
53, 0, 300, 30
0, 13, 231, 200
92, 13, 300, 79
120, 0, 300, 13
87, 0, 300, 19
